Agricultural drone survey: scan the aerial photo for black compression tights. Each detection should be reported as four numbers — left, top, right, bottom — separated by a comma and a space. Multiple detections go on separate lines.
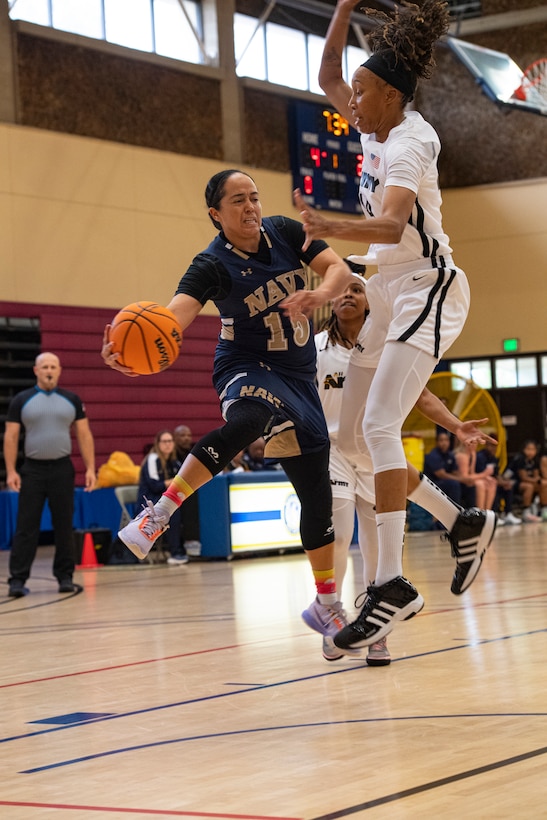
189, 400, 273, 476
280, 446, 333, 551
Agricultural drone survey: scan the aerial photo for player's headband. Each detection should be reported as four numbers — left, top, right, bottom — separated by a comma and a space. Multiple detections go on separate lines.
361, 50, 417, 99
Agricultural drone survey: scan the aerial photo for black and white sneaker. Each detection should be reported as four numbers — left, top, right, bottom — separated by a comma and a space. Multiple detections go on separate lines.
445, 508, 497, 595
333, 577, 424, 651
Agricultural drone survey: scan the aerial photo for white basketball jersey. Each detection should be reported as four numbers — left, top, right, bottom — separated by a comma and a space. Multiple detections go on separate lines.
359, 110, 452, 268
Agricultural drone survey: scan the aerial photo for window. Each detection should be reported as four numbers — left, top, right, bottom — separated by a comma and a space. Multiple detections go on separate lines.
9, 0, 50, 26
52, 0, 104, 38
9, 0, 203, 64
495, 357, 538, 388
266, 23, 308, 91
234, 13, 367, 95
235, 13, 266, 80
541, 355, 547, 385
450, 360, 492, 389
105, 0, 153, 52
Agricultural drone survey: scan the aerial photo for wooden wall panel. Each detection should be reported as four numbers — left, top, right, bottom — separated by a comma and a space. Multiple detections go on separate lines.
16, 33, 223, 159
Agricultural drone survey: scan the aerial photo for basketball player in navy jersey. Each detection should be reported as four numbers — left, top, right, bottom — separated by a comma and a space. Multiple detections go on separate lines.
103, 169, 356, 641
287, 0, 497, 652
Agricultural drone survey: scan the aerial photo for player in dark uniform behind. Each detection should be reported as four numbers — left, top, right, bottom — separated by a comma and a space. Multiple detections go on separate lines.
102, 169, 355, 641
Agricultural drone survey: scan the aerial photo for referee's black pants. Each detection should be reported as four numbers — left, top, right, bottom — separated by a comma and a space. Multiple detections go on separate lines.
9, 457, 76, 584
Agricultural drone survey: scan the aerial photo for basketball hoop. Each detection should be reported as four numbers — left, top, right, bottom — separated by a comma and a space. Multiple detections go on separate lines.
513, 58, 547, 102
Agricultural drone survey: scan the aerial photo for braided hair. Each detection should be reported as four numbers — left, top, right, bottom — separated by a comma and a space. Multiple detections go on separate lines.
319, 311, 355, 350
366, 0, 450, 79
319, 264, 368, 350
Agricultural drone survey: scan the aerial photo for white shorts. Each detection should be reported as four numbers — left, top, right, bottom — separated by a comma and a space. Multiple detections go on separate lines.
329, 442, 375, 504
352, 263, 470, 368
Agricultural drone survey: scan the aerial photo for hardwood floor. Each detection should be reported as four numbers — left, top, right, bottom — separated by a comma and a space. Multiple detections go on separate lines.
1, 520, 546, 819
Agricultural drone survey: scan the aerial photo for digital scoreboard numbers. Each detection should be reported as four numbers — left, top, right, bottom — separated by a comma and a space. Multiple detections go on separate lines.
289, 100, 363, 214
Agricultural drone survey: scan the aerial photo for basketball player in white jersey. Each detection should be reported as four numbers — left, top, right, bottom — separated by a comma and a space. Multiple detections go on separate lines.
285, 0, 497, 652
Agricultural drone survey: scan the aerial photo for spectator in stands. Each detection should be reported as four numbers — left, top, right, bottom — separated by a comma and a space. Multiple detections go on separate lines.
4, 352, 96, 597
138, 430, 187, 564
423, 431, 462, 506
454, 442, 497, 511
173, 425, 193, 462
540, 443, 547, 521
224, 450, 250, 473
241, 437, 281, 472
173, 423, 201, 553
476, 434, 521, 525
511, 439, 547, 523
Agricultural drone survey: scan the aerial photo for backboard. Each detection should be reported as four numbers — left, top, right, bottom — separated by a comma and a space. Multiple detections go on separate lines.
448, 37, 547, 116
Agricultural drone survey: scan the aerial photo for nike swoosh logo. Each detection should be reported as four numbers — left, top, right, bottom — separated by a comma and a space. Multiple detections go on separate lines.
412, 274, 427, 281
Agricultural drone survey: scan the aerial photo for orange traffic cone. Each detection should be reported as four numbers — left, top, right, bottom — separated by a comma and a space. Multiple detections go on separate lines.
77, 532, 103, 569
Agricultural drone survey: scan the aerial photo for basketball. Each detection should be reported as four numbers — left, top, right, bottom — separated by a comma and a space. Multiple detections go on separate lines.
108, 301, 183, 375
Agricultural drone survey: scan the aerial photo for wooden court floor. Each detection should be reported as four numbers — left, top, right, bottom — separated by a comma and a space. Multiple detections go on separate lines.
1, 521, 547, 820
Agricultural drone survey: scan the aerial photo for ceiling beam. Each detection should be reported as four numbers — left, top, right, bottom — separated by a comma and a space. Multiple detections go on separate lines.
274, 0, 547, 36
449, 6, 547, 35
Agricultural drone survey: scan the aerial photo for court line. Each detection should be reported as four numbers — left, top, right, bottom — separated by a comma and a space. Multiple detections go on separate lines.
2, 589, 545, 688
0, 641, 265, 689
18, 712, 547, 773
307, 743, 547, 819
0, 800, 301, 820
2, 626, 546, 748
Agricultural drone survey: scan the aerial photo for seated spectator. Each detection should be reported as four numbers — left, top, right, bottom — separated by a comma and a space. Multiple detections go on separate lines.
423, 431, 462, 506
138, 430, 188, 564
224, 449, 251, 473
242, 437, 281, 472
173, 423, 201, 553
454, 442, 497, 511
476, 434, 521, 525
173, 424, 193, 462
540, 444, 547, 522
510, 439, 547, 523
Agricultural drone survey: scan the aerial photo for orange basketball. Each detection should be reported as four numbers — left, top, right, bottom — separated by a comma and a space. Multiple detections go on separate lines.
109, 301, 183, 375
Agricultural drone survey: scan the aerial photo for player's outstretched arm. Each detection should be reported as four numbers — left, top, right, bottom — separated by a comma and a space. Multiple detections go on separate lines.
319, 0, 359, 117
101, 293, 202, 377
165, 293, 203, 332
416, 388, 498, 447
280, 249, 352, 318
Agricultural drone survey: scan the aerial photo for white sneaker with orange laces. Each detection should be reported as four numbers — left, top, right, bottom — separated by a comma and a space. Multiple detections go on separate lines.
118, 499, 170, 560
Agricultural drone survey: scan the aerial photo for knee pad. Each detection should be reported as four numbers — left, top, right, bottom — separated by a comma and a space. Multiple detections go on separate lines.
281, 447, 334, 550
191, 400, 273, 475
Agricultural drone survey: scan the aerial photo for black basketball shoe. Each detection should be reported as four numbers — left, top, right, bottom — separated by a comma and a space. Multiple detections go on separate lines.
445, 508, 497, 595
333, 576, 424, 651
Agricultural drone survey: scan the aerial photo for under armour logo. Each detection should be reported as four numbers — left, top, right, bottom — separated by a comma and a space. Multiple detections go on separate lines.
241, 268, 253, 276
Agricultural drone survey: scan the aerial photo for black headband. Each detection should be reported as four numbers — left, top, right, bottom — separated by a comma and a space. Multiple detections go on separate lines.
361, 50, 417, 98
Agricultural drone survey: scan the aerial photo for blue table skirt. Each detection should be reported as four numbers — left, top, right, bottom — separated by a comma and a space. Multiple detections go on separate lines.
0, 487, 134, 550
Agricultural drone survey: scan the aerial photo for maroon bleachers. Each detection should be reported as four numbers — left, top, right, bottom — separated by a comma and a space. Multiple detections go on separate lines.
1, 301, 222, 482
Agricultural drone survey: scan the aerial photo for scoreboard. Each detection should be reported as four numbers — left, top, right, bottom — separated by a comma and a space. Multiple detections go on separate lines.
289, 100, 363, 214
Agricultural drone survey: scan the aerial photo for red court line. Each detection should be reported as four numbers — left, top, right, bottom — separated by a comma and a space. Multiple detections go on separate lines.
0, 801, 301, 820
0, 644, 243, 689
2, 590, 546, 691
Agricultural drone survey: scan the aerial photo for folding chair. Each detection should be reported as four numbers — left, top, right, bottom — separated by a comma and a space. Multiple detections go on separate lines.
114, 485, 139, 529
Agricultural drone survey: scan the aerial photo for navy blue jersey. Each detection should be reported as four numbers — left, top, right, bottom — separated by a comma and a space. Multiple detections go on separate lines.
424, 446, 458, 479
177, 216, 329, 383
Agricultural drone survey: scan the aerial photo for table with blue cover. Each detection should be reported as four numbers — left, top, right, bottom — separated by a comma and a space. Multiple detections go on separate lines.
0, 487, 129, 550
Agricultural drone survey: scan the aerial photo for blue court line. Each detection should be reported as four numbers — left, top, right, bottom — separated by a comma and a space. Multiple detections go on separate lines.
3, 625, 545, 751
19, 712, 547, 773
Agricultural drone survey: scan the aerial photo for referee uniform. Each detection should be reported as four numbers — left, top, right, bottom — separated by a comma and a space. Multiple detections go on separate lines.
6, 373, 94, 595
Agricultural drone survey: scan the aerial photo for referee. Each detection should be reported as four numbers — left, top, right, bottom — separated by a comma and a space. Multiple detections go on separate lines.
4, 352, 96, 597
